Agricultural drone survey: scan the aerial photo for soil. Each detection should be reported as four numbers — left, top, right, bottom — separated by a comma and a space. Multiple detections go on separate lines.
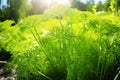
0, 63, 16, 80
0, 49, 15, 80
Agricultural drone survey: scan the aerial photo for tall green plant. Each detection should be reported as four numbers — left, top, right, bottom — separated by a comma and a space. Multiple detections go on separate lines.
1, 5, 120, 80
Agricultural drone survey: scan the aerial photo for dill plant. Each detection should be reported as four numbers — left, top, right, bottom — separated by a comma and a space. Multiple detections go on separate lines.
0, 5, 120, 80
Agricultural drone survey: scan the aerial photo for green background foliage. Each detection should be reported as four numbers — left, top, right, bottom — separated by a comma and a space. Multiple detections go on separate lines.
1, 0, 120, 22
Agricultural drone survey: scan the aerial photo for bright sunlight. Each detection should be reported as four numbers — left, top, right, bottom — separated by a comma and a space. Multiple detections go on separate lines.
44, 0, 70, 7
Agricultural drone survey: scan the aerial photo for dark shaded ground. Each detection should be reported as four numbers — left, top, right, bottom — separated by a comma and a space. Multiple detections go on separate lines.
0, 48, 15, 80
0, 68, 15, 80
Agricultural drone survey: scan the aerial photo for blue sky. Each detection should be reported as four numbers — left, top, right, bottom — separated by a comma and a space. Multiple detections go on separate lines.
0, 0, 7, 8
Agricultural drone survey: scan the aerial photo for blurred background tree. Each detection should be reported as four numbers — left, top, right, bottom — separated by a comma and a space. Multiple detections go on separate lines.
71, 0, 86, 11
29, 0, 57, 15
115, 0, 120, 11
70, 0, 104, 11
0, 0, 57, 22
0, 0, 30, 22
103, 0, 120, 12
86, 0, 95, 11
97, 1, 104, 11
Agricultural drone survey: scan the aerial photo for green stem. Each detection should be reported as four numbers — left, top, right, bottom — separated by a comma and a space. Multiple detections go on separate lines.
32, 66, 53, 80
